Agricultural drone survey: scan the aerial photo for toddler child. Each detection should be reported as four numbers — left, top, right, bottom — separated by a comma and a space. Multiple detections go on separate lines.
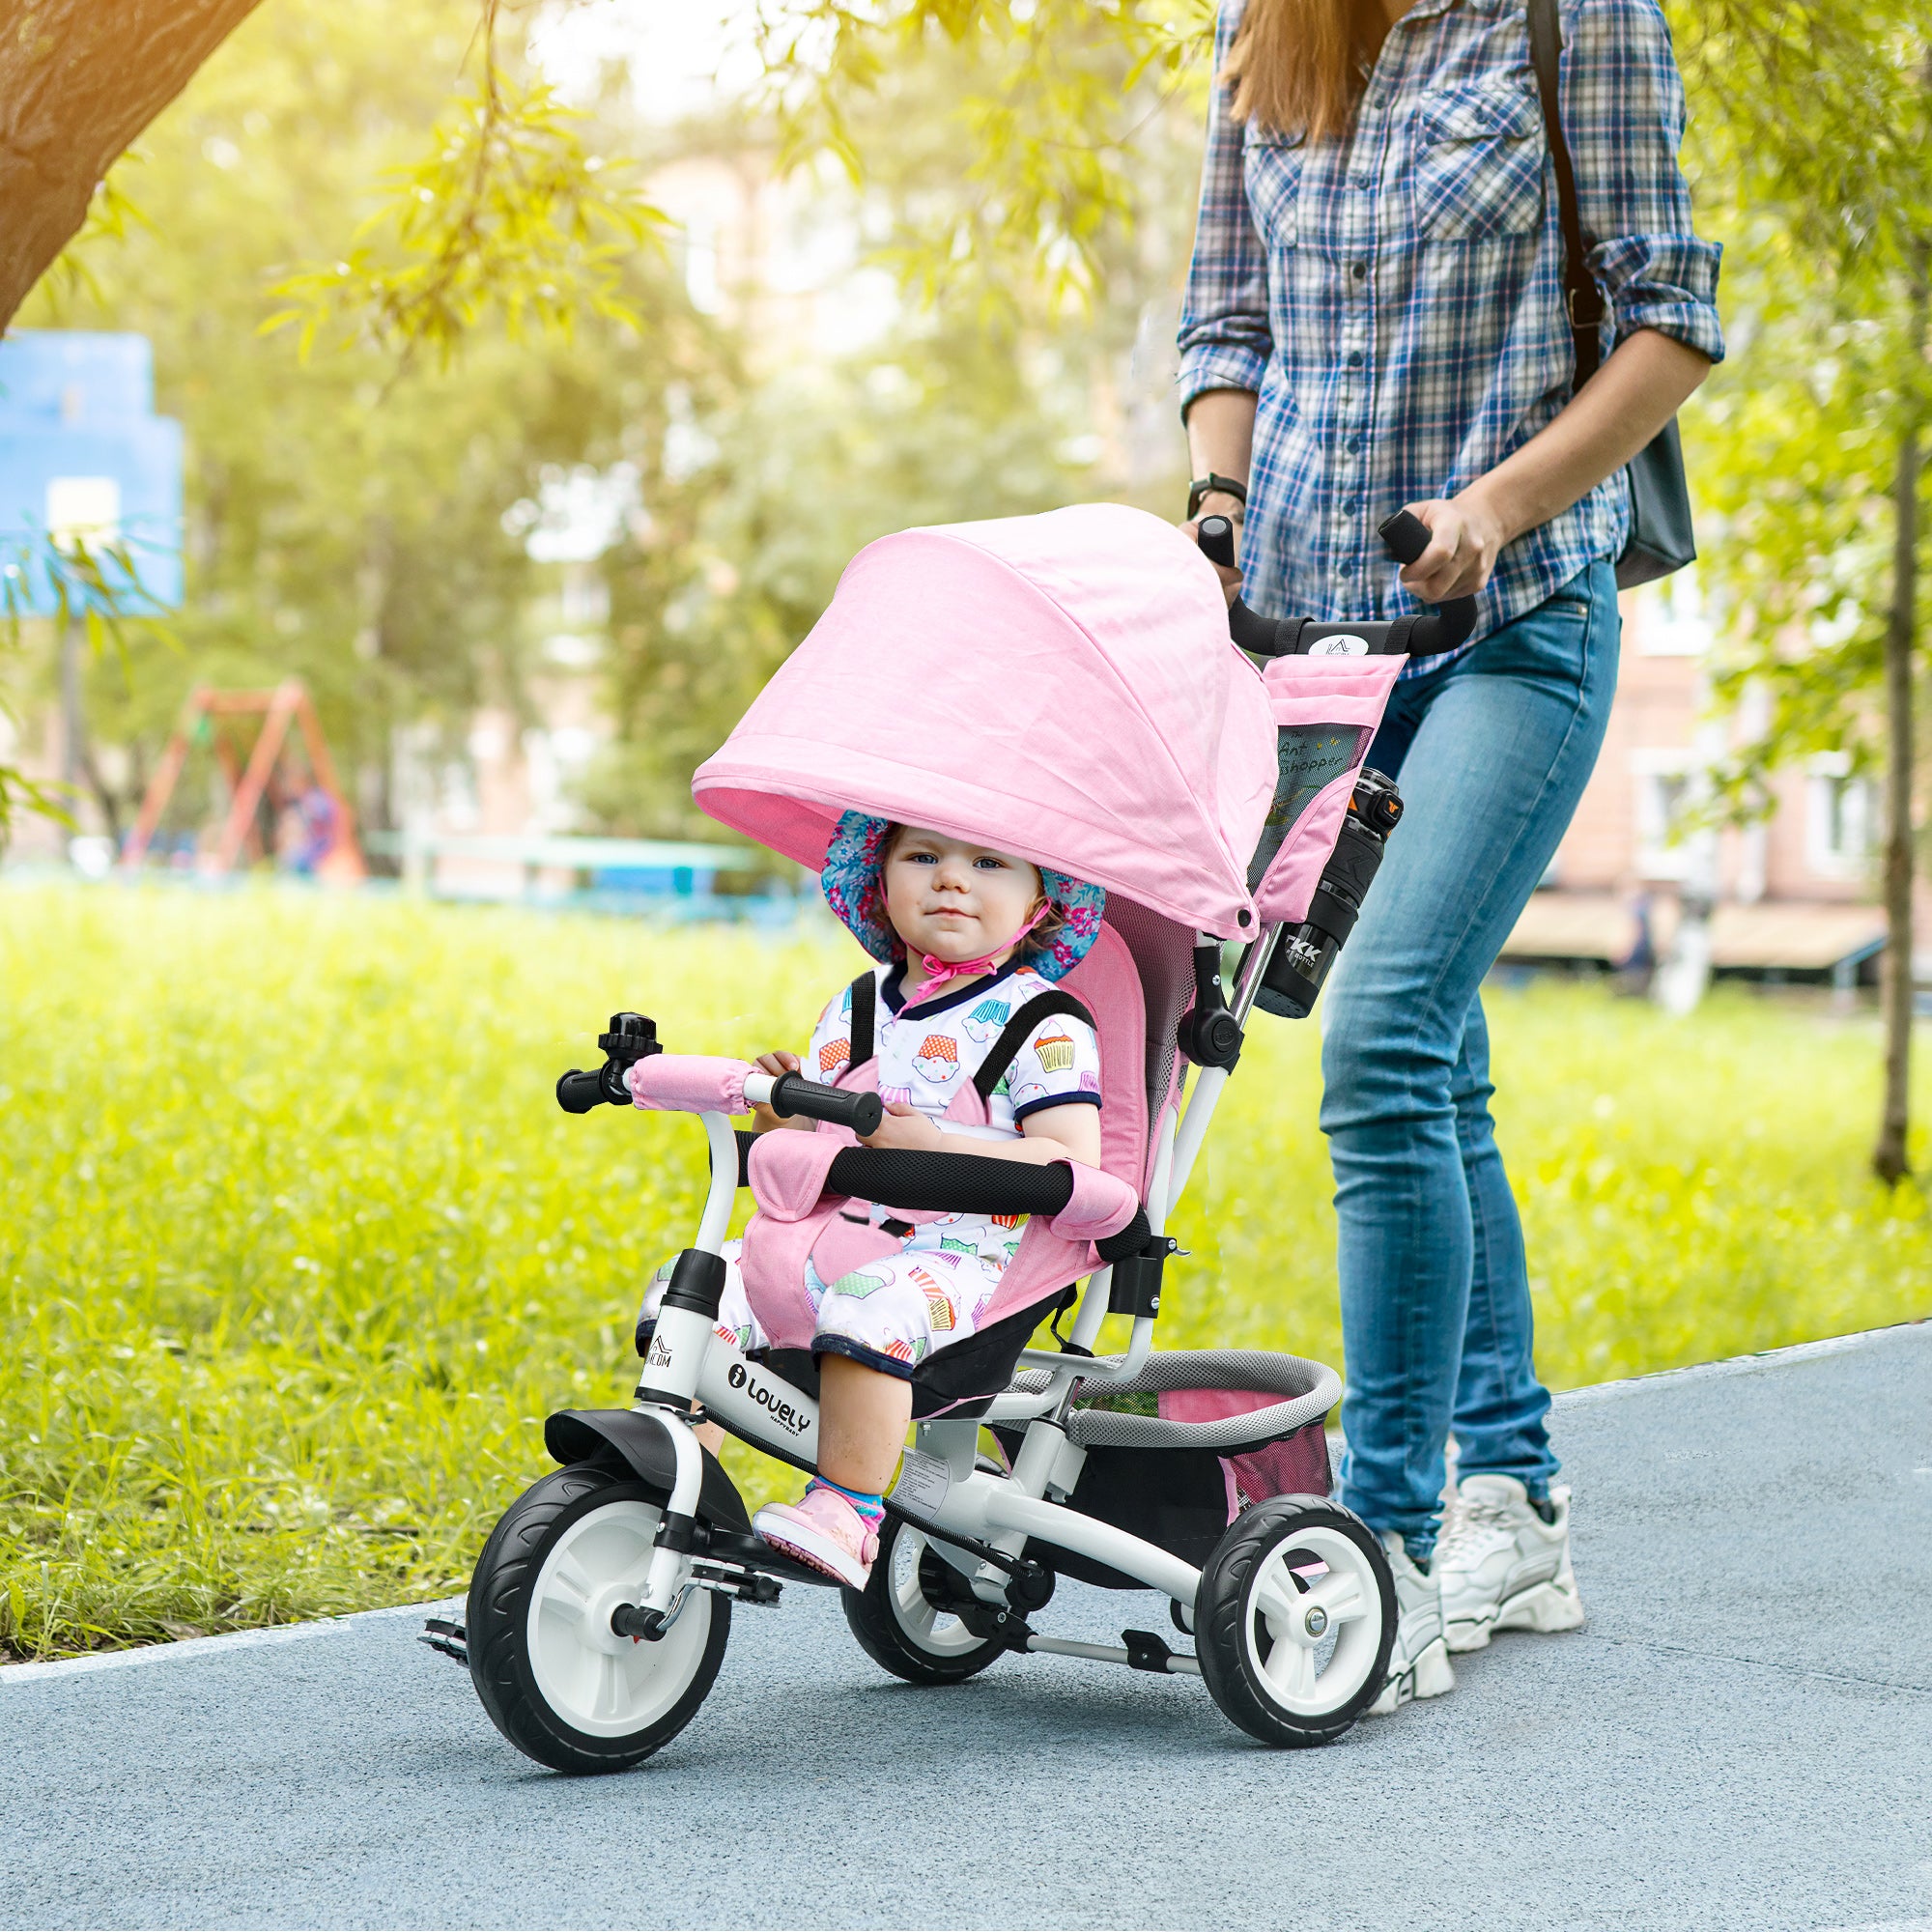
635, 811, 1106, 1588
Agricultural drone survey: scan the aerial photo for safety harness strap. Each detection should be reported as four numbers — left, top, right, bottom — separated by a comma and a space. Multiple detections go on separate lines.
972, 990, 1096, 1104
847, 970, 877, 1071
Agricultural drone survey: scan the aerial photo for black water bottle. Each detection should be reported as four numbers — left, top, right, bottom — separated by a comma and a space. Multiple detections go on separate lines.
1256, 770, 1403, 1020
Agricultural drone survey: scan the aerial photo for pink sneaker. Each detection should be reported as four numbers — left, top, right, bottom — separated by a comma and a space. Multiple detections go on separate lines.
754, 1484, 880, 1589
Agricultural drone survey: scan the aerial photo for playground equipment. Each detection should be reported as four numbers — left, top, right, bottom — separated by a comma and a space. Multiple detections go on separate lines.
120, 680, 365, 881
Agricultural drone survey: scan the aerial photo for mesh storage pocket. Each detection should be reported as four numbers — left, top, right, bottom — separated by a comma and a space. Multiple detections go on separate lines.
1248, 656, 1406, 926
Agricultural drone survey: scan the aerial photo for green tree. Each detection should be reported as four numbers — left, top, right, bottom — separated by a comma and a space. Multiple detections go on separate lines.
1678, 9, 1932, 1181
14, 0, 713, 845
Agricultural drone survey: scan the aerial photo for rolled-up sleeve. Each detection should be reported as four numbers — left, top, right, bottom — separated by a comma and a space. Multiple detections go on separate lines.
1176, 0, 1274, 415
1564, 0, 1724, 363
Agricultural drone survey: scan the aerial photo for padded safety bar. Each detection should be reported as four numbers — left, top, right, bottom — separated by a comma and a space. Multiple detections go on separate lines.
824, 1147, 1077, 1217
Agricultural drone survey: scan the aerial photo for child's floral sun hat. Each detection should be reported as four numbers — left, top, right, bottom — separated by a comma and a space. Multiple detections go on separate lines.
821, 810, 1106, 984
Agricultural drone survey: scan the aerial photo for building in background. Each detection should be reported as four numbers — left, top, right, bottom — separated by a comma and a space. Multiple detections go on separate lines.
1502, 574, 1897, 988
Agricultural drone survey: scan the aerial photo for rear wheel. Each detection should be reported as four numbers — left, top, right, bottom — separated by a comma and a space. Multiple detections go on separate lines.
467, 1463, 729, 1774
1195, 1495, 1395, 1747
842, 1516, 1009, 1685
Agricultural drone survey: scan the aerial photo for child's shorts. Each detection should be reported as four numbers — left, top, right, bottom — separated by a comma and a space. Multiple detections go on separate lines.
638, 1215, 1023, 1378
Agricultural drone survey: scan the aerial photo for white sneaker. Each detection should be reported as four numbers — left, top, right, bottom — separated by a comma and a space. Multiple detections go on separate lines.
1366, 1532, 1456, 1716
1436, 1473, 1585, 1654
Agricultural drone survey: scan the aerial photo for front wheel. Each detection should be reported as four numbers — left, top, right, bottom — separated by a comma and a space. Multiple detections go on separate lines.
842, 1515, 1009, 1686
1195, 1495, 1395, 1747
467, 1463, 729, 1774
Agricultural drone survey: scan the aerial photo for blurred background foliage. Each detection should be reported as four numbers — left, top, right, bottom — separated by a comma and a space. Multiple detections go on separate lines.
15, 0, 1205, 845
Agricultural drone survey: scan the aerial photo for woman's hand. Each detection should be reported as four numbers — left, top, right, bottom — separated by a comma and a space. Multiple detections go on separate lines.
1394, 493, 1509, 603
859, 1101, 945, 1152
748, 1050, 807, 1134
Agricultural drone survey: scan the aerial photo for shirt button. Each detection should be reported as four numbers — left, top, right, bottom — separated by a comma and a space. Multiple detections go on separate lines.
1350, 263, 1368, 279
1347, 351, 1364, 368
1346, 437, 1361, 452
1343, 499, 1359, 515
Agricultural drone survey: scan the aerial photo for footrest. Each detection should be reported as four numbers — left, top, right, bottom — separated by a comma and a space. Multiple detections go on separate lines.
419, 1616, 468, 1666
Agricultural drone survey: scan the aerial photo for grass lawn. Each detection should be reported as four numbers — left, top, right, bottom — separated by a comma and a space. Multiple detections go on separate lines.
4, 881, 1926, 1660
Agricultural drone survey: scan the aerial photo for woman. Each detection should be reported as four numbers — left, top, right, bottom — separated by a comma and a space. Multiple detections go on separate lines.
1176, 0, 1721, 1711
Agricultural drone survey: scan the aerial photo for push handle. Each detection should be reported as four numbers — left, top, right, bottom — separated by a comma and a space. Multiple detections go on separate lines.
767, 1072, 885, 1137
1197, 508, 1477, 657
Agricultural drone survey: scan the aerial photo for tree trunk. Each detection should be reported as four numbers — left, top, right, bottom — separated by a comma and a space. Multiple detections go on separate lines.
0, 0, 266, 331
1873, 255, 1927, 1186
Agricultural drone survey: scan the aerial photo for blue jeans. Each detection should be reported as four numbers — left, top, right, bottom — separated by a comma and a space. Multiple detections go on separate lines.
1320, 560, 1621, 1560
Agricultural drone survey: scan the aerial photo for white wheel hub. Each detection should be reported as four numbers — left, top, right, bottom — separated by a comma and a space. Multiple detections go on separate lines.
527, 1498, 713, 1738
1244, 1523, 1382, 1717
888, 1527, 993, 1659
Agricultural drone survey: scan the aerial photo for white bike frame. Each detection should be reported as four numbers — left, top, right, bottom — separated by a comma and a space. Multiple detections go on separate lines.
619, 930, 1282, 1666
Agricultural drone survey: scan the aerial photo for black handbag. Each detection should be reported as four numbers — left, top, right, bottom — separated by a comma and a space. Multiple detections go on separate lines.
1527, 0, 1695, 589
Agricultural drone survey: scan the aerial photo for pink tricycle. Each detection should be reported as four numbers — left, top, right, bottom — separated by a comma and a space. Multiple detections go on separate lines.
434, 503, 1473, 1770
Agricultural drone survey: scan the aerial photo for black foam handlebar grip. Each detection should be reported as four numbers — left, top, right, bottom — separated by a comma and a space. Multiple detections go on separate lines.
1197, 514, 1237, 569
1377, 508, 1432, 566
556, 1067, 613, 1114
825, 1148, 1077, 1216
1377, 509, 1478, 655
769, 1072, 885, 1137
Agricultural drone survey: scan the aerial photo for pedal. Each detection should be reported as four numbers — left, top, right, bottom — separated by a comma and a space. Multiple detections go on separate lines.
690, 1560, 782, 1606
419, 1616, 468, 1666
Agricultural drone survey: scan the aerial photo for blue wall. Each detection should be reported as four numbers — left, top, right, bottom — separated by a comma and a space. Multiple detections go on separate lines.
0, 330, 184, 613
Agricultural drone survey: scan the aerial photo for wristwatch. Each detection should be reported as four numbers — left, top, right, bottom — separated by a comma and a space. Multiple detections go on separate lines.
1186, 472, 1248, 520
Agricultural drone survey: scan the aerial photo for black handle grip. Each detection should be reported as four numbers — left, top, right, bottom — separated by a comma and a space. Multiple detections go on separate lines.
1377, 508, 1432, 566
769, 1072, 885, 1137
557, 1066, 623, 1114
1197, 514, 1238, 570
1377, 510, 1478, 655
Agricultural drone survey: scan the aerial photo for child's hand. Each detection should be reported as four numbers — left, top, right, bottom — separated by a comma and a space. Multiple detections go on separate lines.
860, 1101, 944, 1152
749, 1050, 803, 1133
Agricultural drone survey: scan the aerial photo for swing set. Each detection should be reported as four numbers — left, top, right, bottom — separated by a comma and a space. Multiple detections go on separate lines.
120, 680, 365, 881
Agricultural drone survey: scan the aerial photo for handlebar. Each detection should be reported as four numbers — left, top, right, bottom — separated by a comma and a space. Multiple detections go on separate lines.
755, 1071, 884, 1138
1198, 508, 1477, 660
556, 1010, 660, 1114
556, 1065, 630, 1113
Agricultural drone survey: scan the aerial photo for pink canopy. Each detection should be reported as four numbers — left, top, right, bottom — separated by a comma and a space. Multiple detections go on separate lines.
693, 503, 1279, 938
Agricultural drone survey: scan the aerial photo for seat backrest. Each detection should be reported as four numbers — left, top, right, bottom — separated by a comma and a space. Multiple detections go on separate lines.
1056, 903, 1196, 1200
1054, 923, 1146, 1195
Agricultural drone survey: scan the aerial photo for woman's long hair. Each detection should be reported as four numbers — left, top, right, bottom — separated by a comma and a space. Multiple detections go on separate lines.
1221, 0, 1388, 142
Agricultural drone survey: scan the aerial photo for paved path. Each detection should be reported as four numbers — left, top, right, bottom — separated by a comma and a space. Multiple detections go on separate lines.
5, 1324, 1929, 1932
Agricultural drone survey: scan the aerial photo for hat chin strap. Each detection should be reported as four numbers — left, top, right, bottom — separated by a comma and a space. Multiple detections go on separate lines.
915, 902, 1049, 998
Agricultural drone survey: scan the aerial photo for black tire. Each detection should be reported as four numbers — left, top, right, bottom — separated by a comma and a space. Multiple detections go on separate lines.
1195, 1494, 1396, 1747
467, 1463, 730, 1774
841, 1515, 1009, 1686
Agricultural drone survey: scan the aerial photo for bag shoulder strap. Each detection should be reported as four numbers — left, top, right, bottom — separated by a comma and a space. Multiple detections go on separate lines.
847, 971, 877, 1071
1526, 0, 1605, 385
972, 990, 1096, 1104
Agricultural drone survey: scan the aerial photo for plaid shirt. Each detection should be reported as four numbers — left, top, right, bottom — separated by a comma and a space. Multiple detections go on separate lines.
1177, 0, 1724, 670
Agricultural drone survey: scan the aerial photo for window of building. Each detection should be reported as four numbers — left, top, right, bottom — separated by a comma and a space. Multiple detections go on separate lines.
1805, 753, 1876, 874
1632, 750, 1696, 879
1635, 568, 1714, 658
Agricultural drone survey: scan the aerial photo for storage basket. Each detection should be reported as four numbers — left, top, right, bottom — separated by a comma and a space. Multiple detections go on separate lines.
998, 1350, 1339, 1587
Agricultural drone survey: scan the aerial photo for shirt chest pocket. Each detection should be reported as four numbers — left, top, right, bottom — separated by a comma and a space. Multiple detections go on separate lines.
1243, 129, 1306, 248
1410, 84, 1545, 242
